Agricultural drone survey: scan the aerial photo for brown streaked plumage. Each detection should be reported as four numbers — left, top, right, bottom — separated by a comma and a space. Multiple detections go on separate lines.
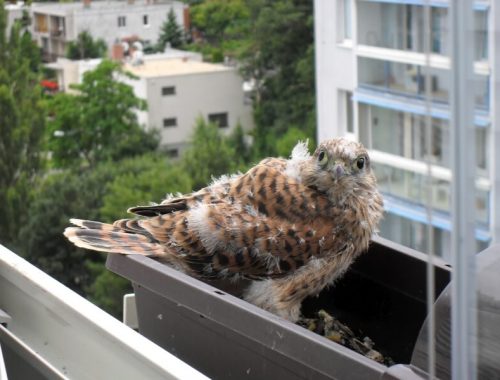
64, 138, 384, 321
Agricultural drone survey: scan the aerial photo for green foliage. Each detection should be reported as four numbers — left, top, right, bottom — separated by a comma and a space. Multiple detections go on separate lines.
227, 123, 252, 168
46, 60, 157, 168
190, 0, 250, 61
191, 0, 249, 46
100, 154, 192, 221
243, 1, 316, 156
275, 127, 314, 158
157, 8, 184, 51
85, 261, 132, 318
66, 31, 107, 60
181, 117, 241, 190
17, 153, 193, 316
0, 1, 45, 246
18, 169, 109, 295
189, 0, 316, 156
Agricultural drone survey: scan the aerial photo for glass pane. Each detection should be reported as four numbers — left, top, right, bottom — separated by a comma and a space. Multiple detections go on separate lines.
474, 10, 488, 61
343, 0, 352, 39
373, 162, 488, 227
358, 58, 449, 103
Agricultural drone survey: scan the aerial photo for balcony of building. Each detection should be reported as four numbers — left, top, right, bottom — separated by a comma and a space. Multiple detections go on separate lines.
357, 57, 490, 111
356, 1, 488, 63
353, 99, 492, 250
49, 15, 66, 39
33, 13, 49, 34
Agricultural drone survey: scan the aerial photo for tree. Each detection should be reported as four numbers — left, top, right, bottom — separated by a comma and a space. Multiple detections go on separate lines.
157, 8, 184, 51
240, 1, 316, 156
18, 168, 110, 296
189, 0, 250, 61
46, 60, 158, 168
190, 0, 249, 47
181, 117, 240, 190
188, 0, 316, 156
0, 2, 45, 247
100, 154, 192, 221
227, 123, 252, 167
275, 127, 314, 158
18, 153, 192, 316
90, 154, 193, 316
66, 31, 107, 60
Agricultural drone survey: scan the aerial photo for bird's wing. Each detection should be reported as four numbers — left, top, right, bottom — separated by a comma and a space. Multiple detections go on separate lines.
132, 158, 351, 280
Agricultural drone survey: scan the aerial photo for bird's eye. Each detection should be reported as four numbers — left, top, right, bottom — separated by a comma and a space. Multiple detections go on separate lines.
356, 157, 365, 170
318, 151, 328, 165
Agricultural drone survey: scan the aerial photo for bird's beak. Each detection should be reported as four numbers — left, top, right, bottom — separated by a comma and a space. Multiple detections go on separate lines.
333, 162, 346, 179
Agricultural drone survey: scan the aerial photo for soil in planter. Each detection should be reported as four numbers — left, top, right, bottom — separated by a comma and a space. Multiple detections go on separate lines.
300, 269, 427, 366
297, 309, 395, 366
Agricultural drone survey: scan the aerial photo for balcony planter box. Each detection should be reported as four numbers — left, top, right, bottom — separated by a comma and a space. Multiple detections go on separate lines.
106, 237, 452, 380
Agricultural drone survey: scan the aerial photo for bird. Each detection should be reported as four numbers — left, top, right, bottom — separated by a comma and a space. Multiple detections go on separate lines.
64, 138, 384, 322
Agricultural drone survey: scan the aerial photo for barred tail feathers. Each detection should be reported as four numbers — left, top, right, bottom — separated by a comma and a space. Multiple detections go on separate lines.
64, 219, 165, 257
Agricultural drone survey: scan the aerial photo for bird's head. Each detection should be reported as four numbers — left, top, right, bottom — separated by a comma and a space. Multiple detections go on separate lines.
297, 138, 378, 202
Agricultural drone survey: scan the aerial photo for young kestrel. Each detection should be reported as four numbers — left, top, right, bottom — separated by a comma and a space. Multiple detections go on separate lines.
65, 138, 384, 322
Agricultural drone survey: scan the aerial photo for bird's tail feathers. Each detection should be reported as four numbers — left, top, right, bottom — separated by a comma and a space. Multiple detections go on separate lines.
64, 219, 165, 257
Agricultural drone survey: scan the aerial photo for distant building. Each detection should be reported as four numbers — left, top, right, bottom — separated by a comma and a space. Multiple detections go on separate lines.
29, 0, 187, 61
314, 0, 497, 258
122, 51, 254, 157
47, 48, 254, 157
45, 57, 102, 93
4, 1, 28, 37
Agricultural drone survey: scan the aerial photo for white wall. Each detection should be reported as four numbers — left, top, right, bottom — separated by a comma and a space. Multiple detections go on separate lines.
145, 69, 253, 151
30, 1, 186, 59
72, 2, 185, 48
314, 0, 355, 142
5, 4, 24, 37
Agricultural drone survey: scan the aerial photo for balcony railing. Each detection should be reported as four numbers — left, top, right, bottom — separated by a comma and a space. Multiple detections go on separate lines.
358, 57, 490, 110
0, 245, 208, 380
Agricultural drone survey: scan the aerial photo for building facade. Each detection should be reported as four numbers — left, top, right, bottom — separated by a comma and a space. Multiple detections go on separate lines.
314, 0, 500, 259
29, 0, 187, 61
122, 53, 254, 157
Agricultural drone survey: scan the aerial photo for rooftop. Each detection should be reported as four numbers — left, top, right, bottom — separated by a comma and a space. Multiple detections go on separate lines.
124, 57, 232, 78
30, 0, 182, 15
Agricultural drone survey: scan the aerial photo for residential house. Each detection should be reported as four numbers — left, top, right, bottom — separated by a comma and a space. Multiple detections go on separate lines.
30, 0, 187, 61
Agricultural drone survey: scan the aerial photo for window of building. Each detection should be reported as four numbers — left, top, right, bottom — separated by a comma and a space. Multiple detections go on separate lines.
358, 58, 450, 104
41, 37, 49, 51
343, 0, 352, 40
143, 15, 149, 26
476, 127, 488, 172
474, 10, 488, 61
337, 0, 352, 43
431, 8, 447, 54
208, 113, 229, 128
339, 90, 354, 134
118, 16, 126, 27
162, 86, 176, 96
163, 118, 177, 128
357, 3, 450, 55
360, 104, 489, 174
379, 213, 451, 260
166, 149, 179, 158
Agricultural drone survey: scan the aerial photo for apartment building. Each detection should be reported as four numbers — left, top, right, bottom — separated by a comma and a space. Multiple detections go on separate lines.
121, 52, 254, 157
29, 0, 187, 61
5, 1, 25, 36
314, 0, 499, 259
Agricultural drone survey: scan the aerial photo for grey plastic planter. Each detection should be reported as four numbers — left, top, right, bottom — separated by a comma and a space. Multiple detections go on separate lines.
106, 236, 456, 379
